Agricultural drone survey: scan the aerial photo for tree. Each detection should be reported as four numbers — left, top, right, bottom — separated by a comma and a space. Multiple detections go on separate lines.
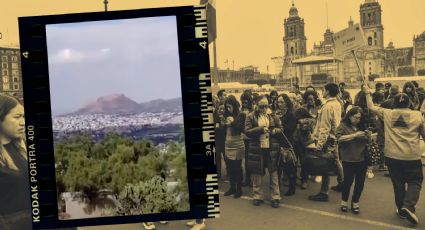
115, 176, 180, 215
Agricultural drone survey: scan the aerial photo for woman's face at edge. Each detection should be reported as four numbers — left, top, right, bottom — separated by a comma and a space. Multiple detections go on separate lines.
0, 105, 25, 140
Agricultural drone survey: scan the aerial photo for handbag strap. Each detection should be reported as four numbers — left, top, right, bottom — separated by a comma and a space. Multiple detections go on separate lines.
279, 130, 294, 151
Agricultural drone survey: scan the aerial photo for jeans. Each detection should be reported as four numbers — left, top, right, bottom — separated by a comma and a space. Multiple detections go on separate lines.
386, 157, 423, 213
341, 161, 367, 203
252, 148, 280, 200
252, 171, 281, 201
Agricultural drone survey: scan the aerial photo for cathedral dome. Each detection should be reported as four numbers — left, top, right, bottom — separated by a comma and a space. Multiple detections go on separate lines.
289, 4, 298, 17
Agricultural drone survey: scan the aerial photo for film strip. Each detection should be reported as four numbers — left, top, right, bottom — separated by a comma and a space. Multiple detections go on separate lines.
18, 4, 218, 229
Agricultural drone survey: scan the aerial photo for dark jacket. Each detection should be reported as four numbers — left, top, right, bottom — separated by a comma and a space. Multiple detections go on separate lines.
278, 111, 297, 145
244, 111, 282, 175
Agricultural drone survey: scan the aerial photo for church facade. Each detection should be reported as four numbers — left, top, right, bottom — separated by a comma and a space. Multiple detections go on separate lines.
279, 0, 425, 87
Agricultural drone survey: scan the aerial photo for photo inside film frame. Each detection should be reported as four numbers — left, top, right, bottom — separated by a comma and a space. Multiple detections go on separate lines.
45, 16, 189, 220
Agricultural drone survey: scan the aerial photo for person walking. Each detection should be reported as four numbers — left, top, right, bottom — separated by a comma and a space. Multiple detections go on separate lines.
336, 106, 369, 214
364, 84, 425, 225
223, 96, 246, 198
245, 96, 282, 208
308, 83, 343, 202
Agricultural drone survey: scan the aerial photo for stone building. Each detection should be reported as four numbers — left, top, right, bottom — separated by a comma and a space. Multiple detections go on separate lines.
279, 0, 425, 88
0, 46, 23, 102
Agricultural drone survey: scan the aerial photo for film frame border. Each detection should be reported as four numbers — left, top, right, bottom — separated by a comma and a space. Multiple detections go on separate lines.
18, 4, 219, 229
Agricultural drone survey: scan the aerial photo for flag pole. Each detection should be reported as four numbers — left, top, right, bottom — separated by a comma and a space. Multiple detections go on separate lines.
351, 49, 368, 86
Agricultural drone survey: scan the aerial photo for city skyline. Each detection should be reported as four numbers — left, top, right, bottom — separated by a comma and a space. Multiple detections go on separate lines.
46, 16, 182, 116
2, 0, 425, 74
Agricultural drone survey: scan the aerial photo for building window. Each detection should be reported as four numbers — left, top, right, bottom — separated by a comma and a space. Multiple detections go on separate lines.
13, 77, 18, 82
2, 69, 8, 75
11, 56, 18, 62
3, 84, 9, 90
369, 62, 372, 65
369, 67, 372, 71
291, 47, 294, 55
14, 84, 19, 90
368, 37, 373, 46
1, 56, 7, 62
11, 63, 18, 69
1, 63, 7, 68
374, 32, 377, 38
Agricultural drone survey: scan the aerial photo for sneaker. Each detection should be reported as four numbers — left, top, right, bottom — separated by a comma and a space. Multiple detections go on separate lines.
190, 222, 206, 230
396, 209, 407, 219
186, 219, 204, 227
271, 199, 280, 208
186, 220, 196, 227
308, 193, 328, 202
367, 169, 374, 179
351, 203, 360, 214
340, 201, 348, 212
142, 222, 156, 230
401, 208, 419, 225
331, 183, 343, 192
314, 176, 322, 183
253, 199, 264, 206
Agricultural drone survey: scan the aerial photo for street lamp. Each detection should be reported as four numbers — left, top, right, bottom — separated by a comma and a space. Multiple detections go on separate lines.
104, 0, 108, 12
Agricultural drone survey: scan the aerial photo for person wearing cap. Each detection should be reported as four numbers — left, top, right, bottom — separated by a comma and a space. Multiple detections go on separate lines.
363, 84, 425, 225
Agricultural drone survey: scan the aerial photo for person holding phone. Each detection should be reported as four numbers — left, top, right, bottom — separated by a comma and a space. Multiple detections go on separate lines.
245, 96, 282, 208
336, 106, 369, 214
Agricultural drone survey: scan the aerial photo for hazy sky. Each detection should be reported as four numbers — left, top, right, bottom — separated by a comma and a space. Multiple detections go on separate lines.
46, 16, 181, 115
1, 0, 425, 74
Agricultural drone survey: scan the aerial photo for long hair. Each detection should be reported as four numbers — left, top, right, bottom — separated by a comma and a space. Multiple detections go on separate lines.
0, 94, 27, 171
272, 93, 294, 115
341, 106, 364, 129
240, 91, 254, 112
224, 95, 241, 118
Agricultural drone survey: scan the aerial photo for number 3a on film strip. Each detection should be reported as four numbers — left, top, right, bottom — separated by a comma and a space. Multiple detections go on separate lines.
194, 5, 208, 49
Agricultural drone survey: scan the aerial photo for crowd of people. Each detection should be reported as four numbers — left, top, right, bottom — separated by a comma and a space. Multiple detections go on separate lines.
212, 80, 425, 227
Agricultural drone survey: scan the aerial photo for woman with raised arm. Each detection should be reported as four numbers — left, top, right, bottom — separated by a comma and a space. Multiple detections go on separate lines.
363, 84, 425, 226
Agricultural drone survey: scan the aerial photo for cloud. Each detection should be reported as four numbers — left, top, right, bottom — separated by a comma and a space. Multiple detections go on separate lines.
50, 48, 112, 64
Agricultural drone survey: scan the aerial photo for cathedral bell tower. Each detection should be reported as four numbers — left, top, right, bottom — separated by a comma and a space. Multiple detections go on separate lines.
283, 1, 307, 58
359, 0, 384, 49
282, 1, 307, 84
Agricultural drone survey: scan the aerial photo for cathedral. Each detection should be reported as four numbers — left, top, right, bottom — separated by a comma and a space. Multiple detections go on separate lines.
280, 0, 425, 87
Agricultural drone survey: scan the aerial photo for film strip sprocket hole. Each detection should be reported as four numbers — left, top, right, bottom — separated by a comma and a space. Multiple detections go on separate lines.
19, 5, 218, 229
